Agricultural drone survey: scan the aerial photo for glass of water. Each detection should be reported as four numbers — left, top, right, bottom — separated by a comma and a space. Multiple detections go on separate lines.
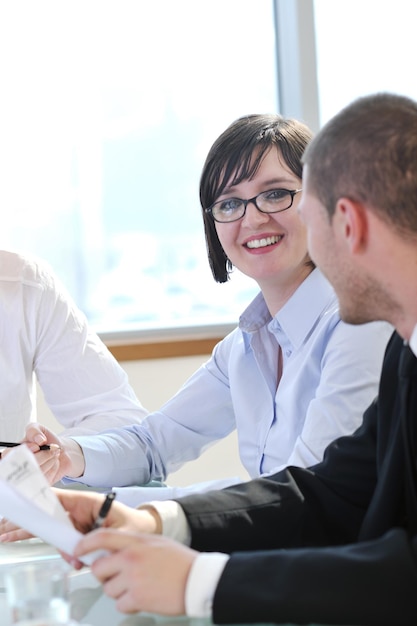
5, 559, 71, 625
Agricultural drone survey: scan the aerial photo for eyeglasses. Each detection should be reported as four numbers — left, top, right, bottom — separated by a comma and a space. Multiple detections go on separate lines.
206, 188, 302, 223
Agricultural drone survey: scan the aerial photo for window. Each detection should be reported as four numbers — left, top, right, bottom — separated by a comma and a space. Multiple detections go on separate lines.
313, 0, 417, 125
0, 0, 278, 335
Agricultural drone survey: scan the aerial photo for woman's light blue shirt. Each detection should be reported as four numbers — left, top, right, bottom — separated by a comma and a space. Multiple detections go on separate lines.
74, 269, 392, 488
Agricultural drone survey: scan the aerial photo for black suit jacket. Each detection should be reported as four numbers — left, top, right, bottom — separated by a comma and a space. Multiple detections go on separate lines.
177, 332, 417, 626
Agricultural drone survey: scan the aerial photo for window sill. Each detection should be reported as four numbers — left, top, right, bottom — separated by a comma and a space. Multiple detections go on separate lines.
99, 323, 235, 361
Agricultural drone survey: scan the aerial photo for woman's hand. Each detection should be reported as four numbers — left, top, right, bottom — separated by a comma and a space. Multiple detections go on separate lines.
0, 517, 34, 542
23, 422, 85, 483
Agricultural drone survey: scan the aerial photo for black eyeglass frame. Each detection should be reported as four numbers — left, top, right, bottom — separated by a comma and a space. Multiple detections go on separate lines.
205, 188, 302, 223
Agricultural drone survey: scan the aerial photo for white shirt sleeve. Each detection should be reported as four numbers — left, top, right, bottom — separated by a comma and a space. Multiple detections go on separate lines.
147, 500, 230, 618
148, 499, 191, 544
185, 552, 230, 618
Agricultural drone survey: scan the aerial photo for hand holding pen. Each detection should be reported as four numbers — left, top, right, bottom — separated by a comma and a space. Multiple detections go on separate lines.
0, 441, 51, 460
93, 492, 117, 530
0, 441, 51, 450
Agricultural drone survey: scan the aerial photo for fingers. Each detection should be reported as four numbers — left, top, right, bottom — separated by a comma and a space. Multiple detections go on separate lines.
22, 442, 76, 485
76, 532, 193, 616
54, 488, 105, 533
29, 444, 61, 459
0, 528, 33, 542
58, 549, 84, 570
103, 571, 142, 615
24, 422, 62, 448
0, 516, 33, 543
24, 445, 62, 484
74, 528, 135, 558
53, 490, 153, 540
88, 549, 142, 614
0, 517, 18, 533
0, 521, 34, 542
80, 534, 152, 613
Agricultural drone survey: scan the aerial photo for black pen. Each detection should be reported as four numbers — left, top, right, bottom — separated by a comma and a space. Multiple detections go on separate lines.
93, 492, 116, 529
0, 441, 51, 450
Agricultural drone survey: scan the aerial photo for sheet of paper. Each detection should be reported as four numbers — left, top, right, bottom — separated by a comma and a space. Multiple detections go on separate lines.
0, 443, 71, 524
0, 445, 102, 565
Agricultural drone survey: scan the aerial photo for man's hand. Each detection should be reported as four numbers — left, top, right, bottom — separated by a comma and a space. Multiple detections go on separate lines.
74, 529, 197, 615
0, 487, 160, 544
55, 488, 160, 536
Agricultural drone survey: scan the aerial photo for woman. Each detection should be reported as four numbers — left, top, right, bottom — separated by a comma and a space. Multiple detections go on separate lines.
25, 114, 392, 498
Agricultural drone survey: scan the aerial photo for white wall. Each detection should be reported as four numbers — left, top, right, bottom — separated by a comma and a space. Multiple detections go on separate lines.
37, 353, 249, 487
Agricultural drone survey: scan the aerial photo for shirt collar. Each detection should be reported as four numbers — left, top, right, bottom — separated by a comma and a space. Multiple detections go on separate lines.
239, 269, 338, 349
410, 324, 417, 357
273, 269, 337, 349
238, 290, 272, 336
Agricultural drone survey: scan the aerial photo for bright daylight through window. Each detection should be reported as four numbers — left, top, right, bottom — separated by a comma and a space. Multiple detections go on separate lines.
0, 0, 277, 335
3, 0, 416, 337
313, 0, 417, 125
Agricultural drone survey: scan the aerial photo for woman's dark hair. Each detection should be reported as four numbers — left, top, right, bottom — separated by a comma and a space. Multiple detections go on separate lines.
200, 113, 313, 282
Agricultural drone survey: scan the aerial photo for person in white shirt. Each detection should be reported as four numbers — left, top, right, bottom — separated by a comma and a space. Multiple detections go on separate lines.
0, 249, 147, 442
26, 114, 390, 498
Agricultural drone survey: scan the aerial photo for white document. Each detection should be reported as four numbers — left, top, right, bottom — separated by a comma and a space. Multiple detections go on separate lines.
0, 445, 102, 565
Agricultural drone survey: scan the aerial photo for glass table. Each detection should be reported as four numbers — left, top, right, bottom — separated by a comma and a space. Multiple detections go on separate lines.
0, 539, 346, 626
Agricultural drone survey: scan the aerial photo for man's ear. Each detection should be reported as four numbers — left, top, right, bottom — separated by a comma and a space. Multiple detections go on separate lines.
334, 197, 368, 253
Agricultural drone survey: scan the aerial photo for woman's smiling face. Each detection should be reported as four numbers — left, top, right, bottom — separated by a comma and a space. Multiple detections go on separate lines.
214, 147, 311, 296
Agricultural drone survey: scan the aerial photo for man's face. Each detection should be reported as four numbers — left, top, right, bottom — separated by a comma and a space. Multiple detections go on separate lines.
299, 166, 391, 326
298, 166, 366, 324
297, 166, 334, 279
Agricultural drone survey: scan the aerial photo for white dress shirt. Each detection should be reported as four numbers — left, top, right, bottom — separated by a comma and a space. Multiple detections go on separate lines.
74, 268, 392, 490
0, 249, 147, 440
410, 324, 417, 356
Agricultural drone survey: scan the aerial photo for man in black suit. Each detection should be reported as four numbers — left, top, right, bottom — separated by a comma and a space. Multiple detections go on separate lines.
4, 92, 417, 625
